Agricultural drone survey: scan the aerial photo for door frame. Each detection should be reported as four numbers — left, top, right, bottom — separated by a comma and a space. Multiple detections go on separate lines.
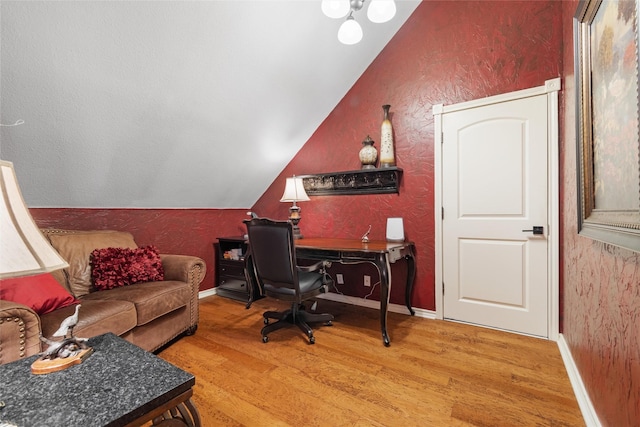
433, 78, 561, 340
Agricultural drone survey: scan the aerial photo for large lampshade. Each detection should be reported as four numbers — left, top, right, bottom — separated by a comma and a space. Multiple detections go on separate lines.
0, 160, 69, 278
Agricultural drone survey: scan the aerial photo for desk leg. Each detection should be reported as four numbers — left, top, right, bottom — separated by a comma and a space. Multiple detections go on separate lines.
405, 251, 416, 316
376, 254, 392, 347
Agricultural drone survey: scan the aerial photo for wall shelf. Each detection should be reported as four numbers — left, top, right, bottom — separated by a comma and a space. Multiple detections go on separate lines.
300, 167, 402, 196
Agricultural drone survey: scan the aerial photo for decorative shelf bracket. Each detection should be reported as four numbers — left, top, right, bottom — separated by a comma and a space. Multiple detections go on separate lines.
300, 167, 402, 196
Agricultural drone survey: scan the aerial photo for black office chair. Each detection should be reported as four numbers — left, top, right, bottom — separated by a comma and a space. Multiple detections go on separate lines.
244, 217, 334, 344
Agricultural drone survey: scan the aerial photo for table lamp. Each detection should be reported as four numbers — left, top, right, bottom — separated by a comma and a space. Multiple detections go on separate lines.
280, 176, 310, 239
0, 160, 91, 374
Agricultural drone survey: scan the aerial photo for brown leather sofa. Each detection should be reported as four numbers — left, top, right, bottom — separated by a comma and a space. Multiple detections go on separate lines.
0, 229, 206, 365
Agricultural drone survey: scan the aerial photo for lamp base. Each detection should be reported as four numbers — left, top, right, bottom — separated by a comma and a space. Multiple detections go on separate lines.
289, 205, 304, 239
31, 347, 94, 375
292, 224, 303, 240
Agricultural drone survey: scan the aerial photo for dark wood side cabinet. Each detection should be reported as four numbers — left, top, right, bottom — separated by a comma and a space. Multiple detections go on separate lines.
214, 236, 261, 303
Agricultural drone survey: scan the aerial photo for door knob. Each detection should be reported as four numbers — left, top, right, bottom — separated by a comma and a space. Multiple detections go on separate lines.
522, 226, 544, 235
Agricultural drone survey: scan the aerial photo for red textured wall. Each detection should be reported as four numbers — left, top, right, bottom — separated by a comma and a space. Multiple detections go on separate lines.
560, 1, 640, 426
253, 0, 563, 310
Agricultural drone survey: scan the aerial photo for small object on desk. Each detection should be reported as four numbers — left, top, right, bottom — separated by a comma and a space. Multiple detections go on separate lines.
361, 224, 372, 242
386, 217, 405, 242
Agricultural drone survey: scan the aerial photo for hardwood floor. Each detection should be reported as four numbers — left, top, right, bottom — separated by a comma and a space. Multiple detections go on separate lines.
156, 296, 585, 426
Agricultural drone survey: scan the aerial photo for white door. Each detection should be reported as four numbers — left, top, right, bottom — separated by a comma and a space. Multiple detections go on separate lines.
441, 94, 549, 337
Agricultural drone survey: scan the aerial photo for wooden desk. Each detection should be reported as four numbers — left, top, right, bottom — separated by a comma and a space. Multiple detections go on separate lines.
248, 238, 416, 347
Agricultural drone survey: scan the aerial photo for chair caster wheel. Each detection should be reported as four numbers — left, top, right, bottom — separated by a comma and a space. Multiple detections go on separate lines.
326, 321, 333, 326
262, 336, 269, 343
309, 336, 315, 344
264, 318, 269, 325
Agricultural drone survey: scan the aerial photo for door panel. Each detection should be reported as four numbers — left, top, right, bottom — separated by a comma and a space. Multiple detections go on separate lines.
442, 94, 548, 337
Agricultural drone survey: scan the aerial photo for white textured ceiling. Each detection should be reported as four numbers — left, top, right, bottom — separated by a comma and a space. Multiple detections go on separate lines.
0, 0, 420, 208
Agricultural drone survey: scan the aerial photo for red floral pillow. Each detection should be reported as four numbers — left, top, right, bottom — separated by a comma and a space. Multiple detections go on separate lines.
90, 246, 164, 291
0, 273, 79, 315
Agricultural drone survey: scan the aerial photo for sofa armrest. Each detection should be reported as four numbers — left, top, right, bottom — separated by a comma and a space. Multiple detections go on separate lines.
0, 300, 42, 365
160, 254, 206, 333
160, 254, 206, 287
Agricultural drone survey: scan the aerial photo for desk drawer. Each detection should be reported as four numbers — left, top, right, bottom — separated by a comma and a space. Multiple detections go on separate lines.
297, 249, 341, 261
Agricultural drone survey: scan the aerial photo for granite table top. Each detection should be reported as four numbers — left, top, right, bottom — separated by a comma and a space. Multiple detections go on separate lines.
0, 332, 195, 427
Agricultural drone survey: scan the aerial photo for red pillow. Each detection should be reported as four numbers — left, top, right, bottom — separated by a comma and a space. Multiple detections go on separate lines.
90, 246, 164, 291
0, 273, 79, 315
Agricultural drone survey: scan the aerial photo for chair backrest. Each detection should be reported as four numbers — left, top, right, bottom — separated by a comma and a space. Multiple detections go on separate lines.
244, 218, 299, 294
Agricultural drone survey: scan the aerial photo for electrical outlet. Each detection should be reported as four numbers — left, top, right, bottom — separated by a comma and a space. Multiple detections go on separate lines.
364, 275, 371, 287
336, 274, 344, 284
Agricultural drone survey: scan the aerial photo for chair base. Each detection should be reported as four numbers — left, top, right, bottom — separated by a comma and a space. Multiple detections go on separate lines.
261, 304, 334, 344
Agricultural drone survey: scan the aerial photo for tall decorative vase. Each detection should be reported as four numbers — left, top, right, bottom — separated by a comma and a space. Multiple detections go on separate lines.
359, 135, 378, 169
379, 104, 395, 167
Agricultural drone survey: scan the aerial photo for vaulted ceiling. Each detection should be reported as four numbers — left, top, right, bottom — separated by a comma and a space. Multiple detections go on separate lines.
0, 0, 420, 208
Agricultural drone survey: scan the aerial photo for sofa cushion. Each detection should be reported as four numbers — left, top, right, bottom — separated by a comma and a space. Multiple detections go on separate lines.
0, 273, 79, 315
47, 231, 138, 297
40, 299, 137, 340
81, 280, 190, 326
90, 246, 164, 291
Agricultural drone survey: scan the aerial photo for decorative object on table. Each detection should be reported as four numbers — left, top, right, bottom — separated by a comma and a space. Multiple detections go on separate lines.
31, 304, 93, 374
359, 135, 378, 169
280, 176, 310, 239
321, 0, 397, 45
361, 224, 372, 243
386, 217, 404, 242
379, 104, 395, 167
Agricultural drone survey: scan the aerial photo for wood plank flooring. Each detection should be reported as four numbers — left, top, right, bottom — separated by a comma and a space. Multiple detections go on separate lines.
156, 296, 585, 426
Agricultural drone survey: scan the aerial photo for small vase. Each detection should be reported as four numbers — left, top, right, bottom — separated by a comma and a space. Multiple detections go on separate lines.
359, 135, 378, 169
379, 104, 395, 167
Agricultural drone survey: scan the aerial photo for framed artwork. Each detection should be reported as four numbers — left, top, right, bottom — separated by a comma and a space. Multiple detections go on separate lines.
575, 0, 640, 252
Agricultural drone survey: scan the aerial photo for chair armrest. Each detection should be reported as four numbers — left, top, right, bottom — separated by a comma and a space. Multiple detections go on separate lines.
297, 260, 330, 273
160, 254, 207, 288
0, 300, 42, 364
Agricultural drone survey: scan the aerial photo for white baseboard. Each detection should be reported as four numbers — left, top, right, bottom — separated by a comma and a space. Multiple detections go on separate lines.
199, 288, 217, 299
557, 334, 601, 427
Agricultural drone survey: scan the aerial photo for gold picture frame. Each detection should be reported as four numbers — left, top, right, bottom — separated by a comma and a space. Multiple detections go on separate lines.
575, 0, 640, 252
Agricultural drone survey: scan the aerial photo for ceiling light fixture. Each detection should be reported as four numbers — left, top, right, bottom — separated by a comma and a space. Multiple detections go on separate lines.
321, 0, 397, 45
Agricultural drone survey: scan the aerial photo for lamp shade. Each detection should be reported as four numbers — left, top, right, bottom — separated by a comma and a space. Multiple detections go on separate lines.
280, 176, 310, 202
338, 15, 363, 45
367, 0, 397, 23
0, 160, 69, 278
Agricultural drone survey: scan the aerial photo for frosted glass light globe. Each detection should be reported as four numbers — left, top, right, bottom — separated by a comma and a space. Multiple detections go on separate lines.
338, 16, 363, 45
321, 0, 350, 19
367, 0, 397, 23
